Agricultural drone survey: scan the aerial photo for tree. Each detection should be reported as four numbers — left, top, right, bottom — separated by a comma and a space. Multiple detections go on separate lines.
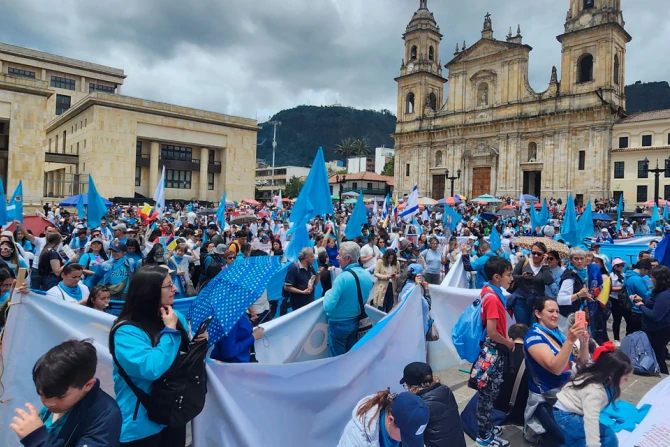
353, 138, 371, 158
335, 138, 357, 159
381, 156, 395, 176
284, 176, 304, 198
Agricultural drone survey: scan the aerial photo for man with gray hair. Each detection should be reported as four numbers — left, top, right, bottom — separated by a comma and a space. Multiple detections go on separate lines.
283, 247, 319, 312
323, 241, 373, 357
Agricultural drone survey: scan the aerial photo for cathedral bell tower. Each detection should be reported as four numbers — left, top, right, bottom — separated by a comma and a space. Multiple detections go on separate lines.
395, 0, 447, 122
557, 0, 631, 108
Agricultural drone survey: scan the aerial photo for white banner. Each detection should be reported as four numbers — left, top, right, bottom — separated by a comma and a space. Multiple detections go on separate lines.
0, 290, 426, 446
617, 377, 670, 446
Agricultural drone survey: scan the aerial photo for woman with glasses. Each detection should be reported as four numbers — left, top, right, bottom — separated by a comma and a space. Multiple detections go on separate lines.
0, 240, 29, 276
544, 250, 564, 300
510, 242, 554, 326
109, 266, 207, 446
556, 248, 594, 334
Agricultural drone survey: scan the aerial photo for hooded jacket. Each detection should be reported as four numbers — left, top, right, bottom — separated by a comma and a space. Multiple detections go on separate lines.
337, 395, 382, 447
415, 383, 466, 447
624, 270, 651, 315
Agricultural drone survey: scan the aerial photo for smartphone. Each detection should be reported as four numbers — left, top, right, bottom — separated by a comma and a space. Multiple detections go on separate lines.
193, 315, 213, 339
575, 311, 586, 328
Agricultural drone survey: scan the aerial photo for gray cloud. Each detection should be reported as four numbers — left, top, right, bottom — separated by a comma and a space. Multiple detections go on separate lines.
0, 0, 665, 121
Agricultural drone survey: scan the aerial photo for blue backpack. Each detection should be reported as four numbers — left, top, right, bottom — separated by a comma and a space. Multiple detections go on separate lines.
620, 331, 659, 376
452, 288, 496, 362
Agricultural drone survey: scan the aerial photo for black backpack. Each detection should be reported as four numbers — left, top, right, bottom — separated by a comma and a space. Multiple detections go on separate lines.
109, 320, 208, 427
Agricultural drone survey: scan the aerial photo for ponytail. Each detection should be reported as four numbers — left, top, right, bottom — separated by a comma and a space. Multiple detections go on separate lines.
355, 389, 394, 430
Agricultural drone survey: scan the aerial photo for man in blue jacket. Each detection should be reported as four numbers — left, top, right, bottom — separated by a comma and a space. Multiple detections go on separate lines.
461, 240, 497, 289
10, 339, 121, 446
323, 241, 373, 357
94, 242, 135, 300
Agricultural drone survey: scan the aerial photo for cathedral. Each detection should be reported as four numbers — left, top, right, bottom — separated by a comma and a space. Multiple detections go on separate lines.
393, 0, 631, 204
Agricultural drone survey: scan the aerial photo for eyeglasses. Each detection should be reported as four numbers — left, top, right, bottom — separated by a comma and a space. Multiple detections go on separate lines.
546, 256, 555, 261
161, 282, 175, 289
531, 251, 545, 257
227, 257, 235, 260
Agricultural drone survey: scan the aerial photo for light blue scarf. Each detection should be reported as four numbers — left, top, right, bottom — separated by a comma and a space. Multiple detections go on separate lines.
58, 282, 82, 301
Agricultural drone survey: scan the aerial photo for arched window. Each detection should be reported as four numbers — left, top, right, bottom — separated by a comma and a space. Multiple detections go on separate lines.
583, 0, 594, 9
528, 142, 537, 162
406, 92, 415, 114
428, 93, 437, 111
435, 150, 443, 167
614, 54, 620, 85
429, 46, 435, 61
578, 54, 594, 84
477, 82, 489, 107
410, 46, 417, 61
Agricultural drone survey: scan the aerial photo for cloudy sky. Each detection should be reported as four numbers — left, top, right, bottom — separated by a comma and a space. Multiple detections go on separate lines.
1, 0, 666, 122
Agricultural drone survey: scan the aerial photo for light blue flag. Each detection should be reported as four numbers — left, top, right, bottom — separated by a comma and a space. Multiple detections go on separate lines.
345, 191, 367, 240
560, 195, 581, 247
285, 222, 313, 263
0, 179, 7, 227
616, 194, 623, 232
290, 147, 333, 224
577, 201, 594, 241
87, 175, 108, 226
529, 201, 540, 230
539, 199, 550, 227
489, 227, 502, 252
153, 166, 166, 218
442, 205, 462, 231
216, 191, 227, 226
6, 181, 23, 224
664, 202, 669, 221
76, 194, 86, 218
650, 202, 659, 231
412, 217, 423, 236
187, 203, 193, 213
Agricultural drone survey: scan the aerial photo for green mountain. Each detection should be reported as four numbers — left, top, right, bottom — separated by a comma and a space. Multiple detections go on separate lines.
625, 81, 670, 113
256, 106, 396, 167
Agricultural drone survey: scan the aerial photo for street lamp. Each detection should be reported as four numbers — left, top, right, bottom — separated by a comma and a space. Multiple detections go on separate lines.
445, 168, 462, 198
642, 156, 670, 205
269, 120, 282, 199
335, 174, 347, 209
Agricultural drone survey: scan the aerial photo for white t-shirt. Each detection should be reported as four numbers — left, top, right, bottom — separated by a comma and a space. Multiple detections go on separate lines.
360, 244, 381, 269
46, 283, 90, 302
251, 290, 270, 315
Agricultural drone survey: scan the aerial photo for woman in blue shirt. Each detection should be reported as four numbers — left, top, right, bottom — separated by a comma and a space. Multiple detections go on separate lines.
14, 229, 35, 254
109, 266, 207, 446
78, 238, 108, 288
125, 238, 144, 265
0, 240, 28, 276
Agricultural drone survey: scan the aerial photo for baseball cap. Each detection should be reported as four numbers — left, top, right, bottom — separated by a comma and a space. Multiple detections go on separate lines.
612, 257, 626, 267
213, 244, 228, 254
390, 392, 429, 447
408, 263, 424, 275
399, 362, 433, 387
601, 228, 609, 233
90, 237, 104, 245
664, 224, 670, 232
590, 243, 600, 249
109, 241, 127, 252
127, 227, 138, 233
207, 222, 219, 230
112, 223, 127, 232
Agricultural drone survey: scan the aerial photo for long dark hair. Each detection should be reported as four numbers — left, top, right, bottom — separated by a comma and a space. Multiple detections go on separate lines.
569, 348, 632, 403
382, 249, 397, 267
115, 266, 169, 338
86, 240, 108, 261
650, 265, 670, 295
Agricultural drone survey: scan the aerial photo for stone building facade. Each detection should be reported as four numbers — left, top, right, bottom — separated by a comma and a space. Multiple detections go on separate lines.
0, 42, 258, 204
394, 0, 631, 204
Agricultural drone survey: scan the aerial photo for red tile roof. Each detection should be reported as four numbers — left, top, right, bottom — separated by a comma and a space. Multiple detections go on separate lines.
617, 109, 670, 124
328, 172, 394, 185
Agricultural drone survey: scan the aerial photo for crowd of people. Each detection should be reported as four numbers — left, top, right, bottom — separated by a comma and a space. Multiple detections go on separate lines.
2, 194, 669, 447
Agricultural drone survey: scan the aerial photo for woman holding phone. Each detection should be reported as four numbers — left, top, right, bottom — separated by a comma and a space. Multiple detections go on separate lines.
372, 250, 400, 312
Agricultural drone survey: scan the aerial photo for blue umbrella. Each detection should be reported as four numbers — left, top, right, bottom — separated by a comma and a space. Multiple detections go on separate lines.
58, 193, 113, 207
591, 213, 612, 221
188, 256, 284, 346
517, 194, 538, 202
481, 211, 496, 221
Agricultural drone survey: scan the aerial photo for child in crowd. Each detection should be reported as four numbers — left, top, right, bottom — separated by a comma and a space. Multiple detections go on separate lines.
475, 256, 515, 447
86, 285, 112, 312
493, 323, 529, 425
553, 342, 633, 447
9, 339, 122, 446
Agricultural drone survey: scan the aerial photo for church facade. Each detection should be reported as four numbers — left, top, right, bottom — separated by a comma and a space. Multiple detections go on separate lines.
393, 0, 631, 204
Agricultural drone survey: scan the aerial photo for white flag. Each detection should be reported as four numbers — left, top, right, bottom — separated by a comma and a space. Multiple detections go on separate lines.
372, 198, 378, 225
153, 166, 166, 218
276, 190, 284, 210
399, 185, 419, 223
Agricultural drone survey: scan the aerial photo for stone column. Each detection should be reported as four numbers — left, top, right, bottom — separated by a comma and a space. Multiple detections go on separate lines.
41, 69, 46, 81
199, 147, 208, 200
0, 60, 3, 74
116, 85, 121, 95
149, 141, 160, 193
81, 76, 86, 93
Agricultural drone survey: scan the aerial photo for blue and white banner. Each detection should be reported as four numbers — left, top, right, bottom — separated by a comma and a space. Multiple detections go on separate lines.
1, 290, 426, 446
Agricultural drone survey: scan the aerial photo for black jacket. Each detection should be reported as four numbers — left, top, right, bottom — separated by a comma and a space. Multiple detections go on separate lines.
416, 383, 466, 447
21, 379, 122, 447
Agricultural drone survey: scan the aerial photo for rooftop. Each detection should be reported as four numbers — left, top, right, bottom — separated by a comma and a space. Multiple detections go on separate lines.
617, 109, 670, 124
0, 42, 126, 79
329, 172, 394, 185
612, 145, 670, 152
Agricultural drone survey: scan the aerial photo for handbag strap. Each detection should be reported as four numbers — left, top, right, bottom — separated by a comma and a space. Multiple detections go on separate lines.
108, 321, 153, 405
509, 359, 526, 408
347, 269, 367, 320
523, 329, 564, 397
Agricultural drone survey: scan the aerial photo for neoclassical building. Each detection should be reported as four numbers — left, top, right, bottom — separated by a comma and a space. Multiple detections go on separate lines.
394, 0, 630, 204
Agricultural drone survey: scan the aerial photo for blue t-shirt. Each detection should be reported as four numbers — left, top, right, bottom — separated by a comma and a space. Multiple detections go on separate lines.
524, 326, 573, 393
